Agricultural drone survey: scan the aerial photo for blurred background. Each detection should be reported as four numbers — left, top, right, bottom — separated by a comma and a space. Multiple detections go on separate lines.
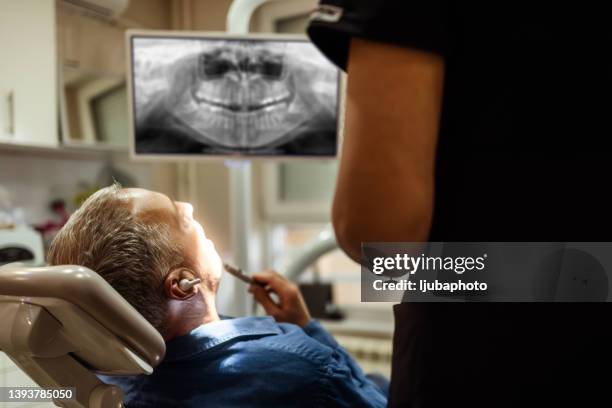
0, 1, 392, 404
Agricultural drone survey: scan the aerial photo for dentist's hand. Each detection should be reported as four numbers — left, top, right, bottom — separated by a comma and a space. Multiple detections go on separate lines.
249, 270, 311, 328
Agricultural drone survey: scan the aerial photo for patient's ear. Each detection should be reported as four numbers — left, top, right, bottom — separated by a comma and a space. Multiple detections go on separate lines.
164, 268, 198, 300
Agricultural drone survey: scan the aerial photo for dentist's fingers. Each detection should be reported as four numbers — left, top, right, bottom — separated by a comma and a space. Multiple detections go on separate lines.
251, 271, 297, 300
249, 283, 281, 317
250, 270, 311, 327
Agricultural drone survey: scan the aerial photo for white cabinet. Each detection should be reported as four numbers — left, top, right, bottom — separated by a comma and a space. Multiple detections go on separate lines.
0, 0, 58, 147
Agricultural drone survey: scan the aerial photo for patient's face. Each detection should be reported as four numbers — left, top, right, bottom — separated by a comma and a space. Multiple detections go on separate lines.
122, 188, 223, 286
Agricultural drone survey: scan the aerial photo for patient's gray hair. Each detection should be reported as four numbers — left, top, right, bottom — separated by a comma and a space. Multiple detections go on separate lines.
48, 183, 184, 335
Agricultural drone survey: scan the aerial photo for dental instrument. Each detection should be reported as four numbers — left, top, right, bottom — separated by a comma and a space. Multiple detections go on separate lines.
223, 262, 256, 284
178, 278, 201, 291
224, 263, 280, 307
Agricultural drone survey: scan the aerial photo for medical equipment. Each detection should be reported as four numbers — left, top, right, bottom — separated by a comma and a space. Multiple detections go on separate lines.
178, 277, 201, 291
0, 263, 165, 408
224, 262, 283, 308
0, 225, 44, 266
127, 31, 342, 159
224, 262, 255, 284
284, 224, 338, 281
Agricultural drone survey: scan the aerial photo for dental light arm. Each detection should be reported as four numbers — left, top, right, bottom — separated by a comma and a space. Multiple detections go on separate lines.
285, 224, 339, 282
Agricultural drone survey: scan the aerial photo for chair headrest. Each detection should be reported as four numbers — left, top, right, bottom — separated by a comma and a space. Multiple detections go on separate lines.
0, 264, 165, 374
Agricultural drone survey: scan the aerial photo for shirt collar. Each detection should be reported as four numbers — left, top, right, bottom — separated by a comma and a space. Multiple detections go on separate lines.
164, 316, 282, 361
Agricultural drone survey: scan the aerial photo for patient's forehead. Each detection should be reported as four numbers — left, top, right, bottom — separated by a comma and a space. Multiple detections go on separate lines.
119, 188, 175, 218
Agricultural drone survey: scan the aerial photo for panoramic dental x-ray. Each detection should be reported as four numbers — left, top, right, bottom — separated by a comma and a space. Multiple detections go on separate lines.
131, 36, 339, 156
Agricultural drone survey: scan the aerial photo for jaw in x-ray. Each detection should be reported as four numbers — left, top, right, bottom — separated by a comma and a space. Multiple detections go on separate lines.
132, 38, 339, 155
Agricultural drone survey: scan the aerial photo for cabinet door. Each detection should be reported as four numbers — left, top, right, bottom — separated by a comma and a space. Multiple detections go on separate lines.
0, 0, 57, 147
57, 7, 126, 77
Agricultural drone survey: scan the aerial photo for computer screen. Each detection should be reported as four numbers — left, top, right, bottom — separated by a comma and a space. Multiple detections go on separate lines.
127, 32, 341, 159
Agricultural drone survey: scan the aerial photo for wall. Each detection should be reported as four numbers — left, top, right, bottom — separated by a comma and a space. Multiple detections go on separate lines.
0, 151, 177, 225
122, 0, 172, 29
192, 0, 234, 30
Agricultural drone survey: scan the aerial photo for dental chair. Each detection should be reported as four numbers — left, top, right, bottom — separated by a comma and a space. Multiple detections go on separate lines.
0, 264, 165, 408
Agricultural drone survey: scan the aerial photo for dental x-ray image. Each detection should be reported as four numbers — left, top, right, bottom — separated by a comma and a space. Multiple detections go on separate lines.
129, 35, 340, 157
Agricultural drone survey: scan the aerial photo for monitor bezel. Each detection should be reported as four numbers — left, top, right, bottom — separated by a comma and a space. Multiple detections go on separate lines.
125, 29, 345, 162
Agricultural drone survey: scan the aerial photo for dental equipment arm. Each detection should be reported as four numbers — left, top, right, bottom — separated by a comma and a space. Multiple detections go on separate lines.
284, 225, 338, 282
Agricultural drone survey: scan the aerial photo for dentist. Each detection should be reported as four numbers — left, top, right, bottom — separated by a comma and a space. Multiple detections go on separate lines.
308, 1, 612, 407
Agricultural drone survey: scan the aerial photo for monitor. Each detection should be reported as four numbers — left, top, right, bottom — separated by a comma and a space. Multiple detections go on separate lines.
127, 31, 342, 159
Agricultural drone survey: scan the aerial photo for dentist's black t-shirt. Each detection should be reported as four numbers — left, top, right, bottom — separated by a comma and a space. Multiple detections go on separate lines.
308, 1, 612, 407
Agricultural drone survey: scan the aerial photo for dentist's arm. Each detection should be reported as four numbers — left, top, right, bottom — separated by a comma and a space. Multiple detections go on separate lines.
333, 38, 445, 262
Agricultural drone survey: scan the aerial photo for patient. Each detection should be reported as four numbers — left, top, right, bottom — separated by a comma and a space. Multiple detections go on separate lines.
48, 184, 387, 408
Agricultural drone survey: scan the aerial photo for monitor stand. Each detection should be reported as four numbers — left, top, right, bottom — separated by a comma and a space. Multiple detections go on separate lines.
224, 0, 283, 317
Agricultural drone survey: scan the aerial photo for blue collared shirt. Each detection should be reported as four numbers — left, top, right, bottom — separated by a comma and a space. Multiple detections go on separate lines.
102, 317, 387, 407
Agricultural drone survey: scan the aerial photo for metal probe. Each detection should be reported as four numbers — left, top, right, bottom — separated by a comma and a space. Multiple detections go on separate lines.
178, 278, 201, 291
223, 263, 256, 284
